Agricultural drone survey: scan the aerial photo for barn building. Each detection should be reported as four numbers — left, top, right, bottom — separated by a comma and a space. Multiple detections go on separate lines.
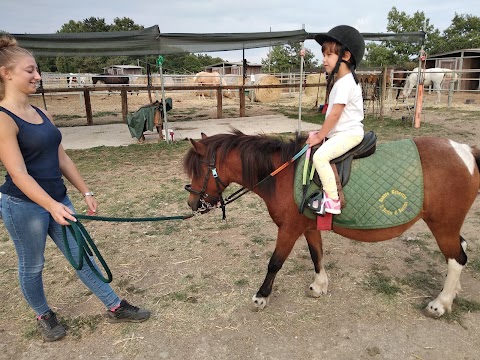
426, 49, 480, 90
204, 61, 263, 76
102, 65, 144, 76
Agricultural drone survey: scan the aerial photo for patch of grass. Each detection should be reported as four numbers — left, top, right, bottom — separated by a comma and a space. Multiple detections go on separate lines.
251, 235, 267, 246
94, 111, 118, 117
468, 257, 480, 273
55, 114, 84, 120
441, 298, 480, 327
364, 270, 402, 298
64, 315, 103, 339
400, 270, 439, 293
234, 278, 249, 286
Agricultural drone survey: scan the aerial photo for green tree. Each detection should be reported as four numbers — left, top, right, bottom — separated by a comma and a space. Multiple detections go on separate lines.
365, 7, 440, 67
431, 14, 480, 54
261, 42, 318, 73
55, 17, 144, 73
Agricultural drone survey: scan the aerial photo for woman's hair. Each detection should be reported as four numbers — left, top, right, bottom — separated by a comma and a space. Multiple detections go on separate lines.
0, 34, 34, 100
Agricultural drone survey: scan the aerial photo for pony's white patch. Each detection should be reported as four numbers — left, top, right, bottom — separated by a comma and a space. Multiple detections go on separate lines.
308, 268, 329, 297
449, 140, 475, 175
426, 258, 463, 317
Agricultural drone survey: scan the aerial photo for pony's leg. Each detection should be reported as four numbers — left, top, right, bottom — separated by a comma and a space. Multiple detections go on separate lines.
425, 234, 468, 318
252, 227, 301, 310
304, 229, 329, 297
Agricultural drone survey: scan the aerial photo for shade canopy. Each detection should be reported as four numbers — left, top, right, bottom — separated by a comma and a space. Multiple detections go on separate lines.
12, 25, 425, 57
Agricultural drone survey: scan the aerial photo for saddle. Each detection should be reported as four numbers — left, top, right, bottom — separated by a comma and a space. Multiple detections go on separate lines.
301, 131, 377, 212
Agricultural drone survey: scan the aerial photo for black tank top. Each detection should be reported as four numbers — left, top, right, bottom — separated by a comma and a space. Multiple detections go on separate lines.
0, 106, 67, 202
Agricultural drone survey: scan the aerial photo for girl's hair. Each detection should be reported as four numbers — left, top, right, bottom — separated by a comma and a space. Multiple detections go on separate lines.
0, 34, 34, 100
321, 41, 343, 58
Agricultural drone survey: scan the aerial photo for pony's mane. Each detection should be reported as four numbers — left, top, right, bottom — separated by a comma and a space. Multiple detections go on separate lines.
184, 129, 306, 195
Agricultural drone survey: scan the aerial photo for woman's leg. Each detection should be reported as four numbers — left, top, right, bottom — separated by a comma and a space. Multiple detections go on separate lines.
48, 196, 120, 309
2, 194, 51, 316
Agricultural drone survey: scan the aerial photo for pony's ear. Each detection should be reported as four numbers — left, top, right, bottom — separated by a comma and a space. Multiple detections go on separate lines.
190, 139, 206, 156
201, 132, 207, 139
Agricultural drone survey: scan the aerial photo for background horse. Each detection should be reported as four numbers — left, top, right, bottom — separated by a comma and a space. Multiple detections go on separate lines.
184, 130, 480, 318
193, 71, 226, 99
402, 67, 457, 104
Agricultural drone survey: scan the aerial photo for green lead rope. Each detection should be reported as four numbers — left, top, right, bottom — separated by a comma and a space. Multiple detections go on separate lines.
62, 213, 194, 283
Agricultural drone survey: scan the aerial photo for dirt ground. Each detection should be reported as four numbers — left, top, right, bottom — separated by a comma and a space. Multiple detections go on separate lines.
1, 89, 480, 360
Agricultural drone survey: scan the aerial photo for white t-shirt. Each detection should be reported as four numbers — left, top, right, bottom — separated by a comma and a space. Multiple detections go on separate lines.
325, 72, 364, 138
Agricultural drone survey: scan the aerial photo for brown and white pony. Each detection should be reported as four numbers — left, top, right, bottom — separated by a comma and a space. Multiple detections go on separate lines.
184, 130, 480, 318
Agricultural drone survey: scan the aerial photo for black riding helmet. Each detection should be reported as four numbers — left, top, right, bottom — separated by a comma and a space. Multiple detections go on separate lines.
314, 25, 365, 68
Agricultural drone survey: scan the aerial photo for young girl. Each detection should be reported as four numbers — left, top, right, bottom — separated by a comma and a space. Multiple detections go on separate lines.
0, 34, 150, 342
306, 25, 365, 214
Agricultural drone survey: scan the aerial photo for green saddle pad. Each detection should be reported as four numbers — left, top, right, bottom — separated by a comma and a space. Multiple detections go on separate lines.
294, 138, 424, 229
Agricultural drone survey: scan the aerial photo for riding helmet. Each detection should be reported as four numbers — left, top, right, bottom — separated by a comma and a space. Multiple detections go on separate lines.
314, 25, 365, 68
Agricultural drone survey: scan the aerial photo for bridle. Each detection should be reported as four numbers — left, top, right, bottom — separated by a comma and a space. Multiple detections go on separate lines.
184, 151, 230, 219
185, 144, 309, 220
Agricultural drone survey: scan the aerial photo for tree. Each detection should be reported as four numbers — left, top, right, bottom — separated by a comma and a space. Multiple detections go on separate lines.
54, 17, 144, 73
261, 42, 318, 73
432, 14, 480, 54
364, 7, 441, 68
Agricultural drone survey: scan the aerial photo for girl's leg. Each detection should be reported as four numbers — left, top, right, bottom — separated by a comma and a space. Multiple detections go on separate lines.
48, 196, 120, 309
2, 195, 51, 316
312, 134, 363, 199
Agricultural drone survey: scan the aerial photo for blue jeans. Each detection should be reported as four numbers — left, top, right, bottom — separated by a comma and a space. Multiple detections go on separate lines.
0, 193, 120, 316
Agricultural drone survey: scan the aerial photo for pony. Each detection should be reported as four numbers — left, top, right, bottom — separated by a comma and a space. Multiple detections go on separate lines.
402, 68, 457, 104
184, 130, 480, 318
192, 71, 227, 99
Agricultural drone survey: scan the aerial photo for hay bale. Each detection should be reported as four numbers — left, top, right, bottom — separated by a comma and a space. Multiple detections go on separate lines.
253, 74, 281, 102
305, 73, 327, 100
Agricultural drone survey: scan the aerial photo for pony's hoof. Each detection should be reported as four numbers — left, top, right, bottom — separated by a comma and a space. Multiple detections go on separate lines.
251, 295, 269, 310
306, 283, 328, 298
424, 300, 447, 318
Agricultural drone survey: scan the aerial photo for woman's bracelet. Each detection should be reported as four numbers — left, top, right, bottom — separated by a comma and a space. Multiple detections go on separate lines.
83, 192, 95, 197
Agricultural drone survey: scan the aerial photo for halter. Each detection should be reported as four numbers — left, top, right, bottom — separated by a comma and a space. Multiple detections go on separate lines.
184, 151, 229, 219
185, 144, 309, 220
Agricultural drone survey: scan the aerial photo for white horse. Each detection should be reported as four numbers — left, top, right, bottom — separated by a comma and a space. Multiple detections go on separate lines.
402, 68, 457, 104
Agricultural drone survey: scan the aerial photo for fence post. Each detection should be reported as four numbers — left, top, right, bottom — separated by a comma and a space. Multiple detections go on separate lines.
448, 80, 455, 108
83, 89, 93, 126
121, 89, 128, 123
216, 87, 223, 118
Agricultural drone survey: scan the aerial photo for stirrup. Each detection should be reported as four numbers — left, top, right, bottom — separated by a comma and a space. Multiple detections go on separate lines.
307, 192, 325, 215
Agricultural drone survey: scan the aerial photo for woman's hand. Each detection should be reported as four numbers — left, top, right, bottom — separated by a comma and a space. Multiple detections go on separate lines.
48, 201, 77, 226
85, 195, 98, 216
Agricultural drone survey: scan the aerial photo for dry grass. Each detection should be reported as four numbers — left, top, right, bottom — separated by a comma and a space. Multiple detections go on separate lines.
1, 94, 480, 359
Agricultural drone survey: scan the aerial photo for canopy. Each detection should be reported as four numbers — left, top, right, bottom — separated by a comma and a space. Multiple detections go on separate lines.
12, 25, 425, 56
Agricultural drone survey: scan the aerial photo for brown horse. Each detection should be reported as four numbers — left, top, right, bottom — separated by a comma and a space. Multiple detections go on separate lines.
183, 130, 480, 318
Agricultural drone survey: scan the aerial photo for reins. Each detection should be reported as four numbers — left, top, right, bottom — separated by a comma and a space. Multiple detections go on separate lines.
62, 213, 193, 283
223, 144, 309, 205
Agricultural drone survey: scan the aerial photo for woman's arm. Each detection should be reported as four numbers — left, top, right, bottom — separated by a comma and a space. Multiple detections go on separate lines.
0, 113, 77, 225
58, 144, 97, 215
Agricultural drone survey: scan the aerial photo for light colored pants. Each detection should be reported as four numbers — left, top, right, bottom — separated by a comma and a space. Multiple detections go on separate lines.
312, 134, 363, 200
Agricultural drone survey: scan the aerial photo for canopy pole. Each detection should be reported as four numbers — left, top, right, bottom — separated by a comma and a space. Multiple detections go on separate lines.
297, 37, 305, 134
157, 56, 169, 143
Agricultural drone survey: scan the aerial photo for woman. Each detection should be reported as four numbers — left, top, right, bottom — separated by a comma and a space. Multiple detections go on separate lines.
0, 34, 150, 342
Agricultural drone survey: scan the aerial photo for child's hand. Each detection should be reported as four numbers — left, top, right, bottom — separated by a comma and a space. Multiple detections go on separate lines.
306, 131, 322, 147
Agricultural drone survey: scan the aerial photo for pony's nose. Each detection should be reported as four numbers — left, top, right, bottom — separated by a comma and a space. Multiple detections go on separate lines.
187, 195, 200, 211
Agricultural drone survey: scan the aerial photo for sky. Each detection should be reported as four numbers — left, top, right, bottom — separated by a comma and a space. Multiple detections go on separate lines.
2, 0, 478, 65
